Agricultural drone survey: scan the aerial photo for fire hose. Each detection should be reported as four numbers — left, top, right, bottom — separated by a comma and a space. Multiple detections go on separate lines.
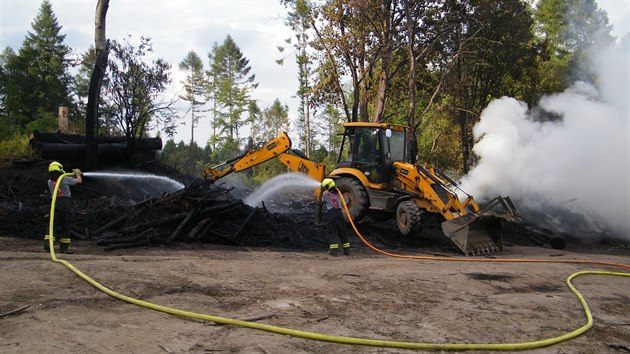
46, 173, 630, 351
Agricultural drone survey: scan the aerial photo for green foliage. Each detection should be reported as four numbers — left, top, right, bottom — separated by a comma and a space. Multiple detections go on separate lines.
0, 134, 34, 160
437, 0, 537, 171
24, 110, 58, 134
310, 144, 337, 172
209, 136, 241, 163
247, 100, 263, 143
104, 35, 176, 158
3, 0, 72, 127
417, 111, 462, 173
179, 50, 207, 144
249, 159, 287, 186
207, 35, 257, 146
74, 47, 95, 115
282, 0, 315, 154
534, 0, 613, 96
263, 99, 290, 140
160, 139, 213, 177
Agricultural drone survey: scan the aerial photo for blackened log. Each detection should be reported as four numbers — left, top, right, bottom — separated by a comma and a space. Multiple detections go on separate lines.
30, 132, 84, 143
30, 132, 162, 148
119, 212, 187, 234
31, 138, 162, 161
185, 217, 214, 242
165, 209, 197, 244
196, 218, 219, 242
231, 207, 257, 240
197, 200, 244, 218
93, 213, 131, 235
104, 239, 149, 251
97, 236, 142, 245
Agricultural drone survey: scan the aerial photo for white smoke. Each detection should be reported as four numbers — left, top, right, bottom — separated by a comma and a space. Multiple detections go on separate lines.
460, 40, 629, 240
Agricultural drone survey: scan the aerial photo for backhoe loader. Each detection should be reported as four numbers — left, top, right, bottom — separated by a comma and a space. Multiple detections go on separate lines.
203, 123, 520, 255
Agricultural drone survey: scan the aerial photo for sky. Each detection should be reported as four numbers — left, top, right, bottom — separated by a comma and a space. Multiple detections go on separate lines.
0, 0, 628, 146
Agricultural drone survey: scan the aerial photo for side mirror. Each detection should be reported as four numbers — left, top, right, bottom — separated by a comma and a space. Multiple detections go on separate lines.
385, 129, 392, 138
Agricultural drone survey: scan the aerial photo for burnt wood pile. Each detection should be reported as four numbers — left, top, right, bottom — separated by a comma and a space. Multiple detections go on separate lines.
92, 179, 327, 250
2, 160, 628, 254
0, 160, 328, 251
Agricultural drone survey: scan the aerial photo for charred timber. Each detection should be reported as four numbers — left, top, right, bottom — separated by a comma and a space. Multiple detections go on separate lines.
29, 132, 162, 160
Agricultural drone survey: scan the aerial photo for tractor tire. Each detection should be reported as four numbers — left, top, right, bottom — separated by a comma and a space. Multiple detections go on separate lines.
335, 176, 369, 223
396, 200, 421, 235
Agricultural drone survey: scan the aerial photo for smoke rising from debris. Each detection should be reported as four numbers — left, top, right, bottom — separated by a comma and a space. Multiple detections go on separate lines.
460, 40, 629, 240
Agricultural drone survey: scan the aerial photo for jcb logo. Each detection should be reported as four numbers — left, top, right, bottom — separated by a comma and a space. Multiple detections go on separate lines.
266, 142, 277, 150
298, 162, 309, 174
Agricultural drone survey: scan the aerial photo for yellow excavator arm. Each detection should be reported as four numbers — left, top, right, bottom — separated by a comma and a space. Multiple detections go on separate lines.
203, 132, 292, 181
203, 132, 326, 185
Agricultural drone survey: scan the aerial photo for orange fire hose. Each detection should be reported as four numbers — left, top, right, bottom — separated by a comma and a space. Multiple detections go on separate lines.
337, 190, 630, 269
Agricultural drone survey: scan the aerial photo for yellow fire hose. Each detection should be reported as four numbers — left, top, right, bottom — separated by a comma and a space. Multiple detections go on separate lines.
46, 173, 630, 351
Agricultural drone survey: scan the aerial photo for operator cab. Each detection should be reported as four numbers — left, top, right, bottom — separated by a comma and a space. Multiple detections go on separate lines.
336, 123, 409, 184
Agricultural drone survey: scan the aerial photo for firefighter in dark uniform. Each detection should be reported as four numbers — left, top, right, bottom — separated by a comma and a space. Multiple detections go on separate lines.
321, 178, 350, 256
45, 161, 82, 254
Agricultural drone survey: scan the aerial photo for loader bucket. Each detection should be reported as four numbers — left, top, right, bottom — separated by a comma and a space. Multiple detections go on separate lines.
441, 214, 504, 255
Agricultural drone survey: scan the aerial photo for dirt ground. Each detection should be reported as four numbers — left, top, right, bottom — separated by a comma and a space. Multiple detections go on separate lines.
1, 236, 629, 354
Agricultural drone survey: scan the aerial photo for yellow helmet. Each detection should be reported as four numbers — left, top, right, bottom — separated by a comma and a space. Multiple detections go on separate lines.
321, 178, 335, 190
48, 161, 65, 173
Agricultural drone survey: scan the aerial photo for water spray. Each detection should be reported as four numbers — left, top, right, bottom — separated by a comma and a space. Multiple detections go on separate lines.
244, 173, 321, 208
82, 171, 185, 191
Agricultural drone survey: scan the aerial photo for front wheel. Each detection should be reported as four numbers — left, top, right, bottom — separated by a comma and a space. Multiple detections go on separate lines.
334, 176, 369, 223
396, 200, 421, 235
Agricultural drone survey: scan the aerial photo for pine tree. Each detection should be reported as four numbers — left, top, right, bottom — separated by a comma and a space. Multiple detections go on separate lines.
263, 99, 289, 140
179, 50, 207, 144
282, 0, 315, 156
4, 0, 72, 129
207, 35, 257, 148
247, 100, 263, 143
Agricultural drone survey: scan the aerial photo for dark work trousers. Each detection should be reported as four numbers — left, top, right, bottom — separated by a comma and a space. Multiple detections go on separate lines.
326, 208, 349, 248
54, 197, 73, 240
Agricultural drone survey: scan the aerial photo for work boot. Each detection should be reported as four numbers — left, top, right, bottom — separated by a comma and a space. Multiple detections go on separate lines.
328, 244, 339, 257
342, 243, 350, 256
60, 238, 74, 254
43, 235, 53, 251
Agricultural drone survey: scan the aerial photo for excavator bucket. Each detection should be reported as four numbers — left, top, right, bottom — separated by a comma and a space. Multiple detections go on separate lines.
441, 214, 504, 255
441, 196, 520, 255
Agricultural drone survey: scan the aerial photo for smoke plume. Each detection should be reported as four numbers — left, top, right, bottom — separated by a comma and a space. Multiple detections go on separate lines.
460, 40, 629, 240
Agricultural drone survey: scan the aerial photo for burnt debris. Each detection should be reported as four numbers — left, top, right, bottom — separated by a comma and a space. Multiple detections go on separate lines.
1, 159, 628, 254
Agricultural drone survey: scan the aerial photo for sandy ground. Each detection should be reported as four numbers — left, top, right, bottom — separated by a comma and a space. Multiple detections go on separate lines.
0, 236, 629, 354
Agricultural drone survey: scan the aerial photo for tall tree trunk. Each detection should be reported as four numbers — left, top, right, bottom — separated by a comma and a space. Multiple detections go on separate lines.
405, 0, 418, 163
373, 0, 394, 123
85, 0, 109, 169
457, 60, 471, 173
358, 59, 369, 122
191, 109, 195, 144
372, 46, 389, 123
305, 94, 311, 157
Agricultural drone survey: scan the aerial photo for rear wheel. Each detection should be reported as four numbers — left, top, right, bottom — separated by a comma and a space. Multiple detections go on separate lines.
335, 176, 369, 222
396, 200, 421, 235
